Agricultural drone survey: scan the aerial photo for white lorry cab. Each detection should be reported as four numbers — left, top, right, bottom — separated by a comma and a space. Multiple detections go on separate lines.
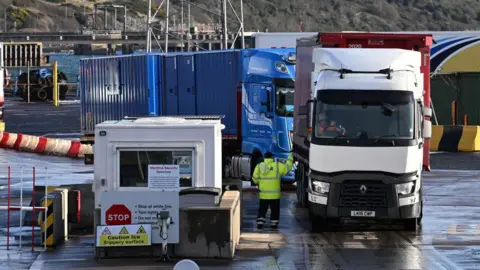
293, 47, 432, 231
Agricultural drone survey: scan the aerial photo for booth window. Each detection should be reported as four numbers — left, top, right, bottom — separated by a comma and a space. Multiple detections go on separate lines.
119, 150, 193, 188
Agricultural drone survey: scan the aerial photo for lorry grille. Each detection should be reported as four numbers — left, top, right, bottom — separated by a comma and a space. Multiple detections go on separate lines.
339, 181, 388, 207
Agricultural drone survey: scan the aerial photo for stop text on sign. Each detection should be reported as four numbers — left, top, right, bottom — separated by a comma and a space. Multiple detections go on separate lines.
108, 213, 130, 222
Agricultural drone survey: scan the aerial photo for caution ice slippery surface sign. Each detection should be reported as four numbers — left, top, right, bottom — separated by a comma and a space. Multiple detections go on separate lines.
96, 224, 152, 247
100, 191, 180, 244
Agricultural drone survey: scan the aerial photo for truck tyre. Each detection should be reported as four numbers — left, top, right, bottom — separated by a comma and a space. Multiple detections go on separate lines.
295, 164, 301, 202
36, 88, 48, 101
417, 196, 423, 227
404, 218, 418, 231
223, 156, 233, 179
250, 153, 262, 187
296, 163, 308, 208
308, 203, 329, 232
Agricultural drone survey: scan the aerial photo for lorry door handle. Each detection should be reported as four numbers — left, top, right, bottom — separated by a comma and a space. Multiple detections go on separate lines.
418, 141, 423, 149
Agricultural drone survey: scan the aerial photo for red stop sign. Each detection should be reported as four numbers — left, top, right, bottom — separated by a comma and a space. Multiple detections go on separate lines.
105, 204, 131, 225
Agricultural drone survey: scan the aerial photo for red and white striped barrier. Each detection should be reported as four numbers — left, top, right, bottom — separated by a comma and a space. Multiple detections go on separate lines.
0, 132, 93, 158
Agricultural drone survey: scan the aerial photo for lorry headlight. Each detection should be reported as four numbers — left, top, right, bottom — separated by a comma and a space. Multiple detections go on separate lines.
312, 181, 330, 194
275, 62, 288, 73
396, 182, 415, 195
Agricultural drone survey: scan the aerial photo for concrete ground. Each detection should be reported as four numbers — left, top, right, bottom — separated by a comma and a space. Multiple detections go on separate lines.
0, 149, 477, 269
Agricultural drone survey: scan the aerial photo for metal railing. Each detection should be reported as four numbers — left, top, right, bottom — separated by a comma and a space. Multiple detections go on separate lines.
1, 166, 49, 251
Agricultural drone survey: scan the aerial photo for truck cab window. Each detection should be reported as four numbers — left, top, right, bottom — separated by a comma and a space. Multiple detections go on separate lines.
119, 150, 193, 188
275, 86, 294, 117
313, 90, 415, 145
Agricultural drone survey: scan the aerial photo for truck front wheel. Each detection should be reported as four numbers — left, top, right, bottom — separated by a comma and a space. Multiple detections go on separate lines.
404, 218, 419, 231
296, 163, 308, 208
308, 203, 334, 232
223, 156, 233, 179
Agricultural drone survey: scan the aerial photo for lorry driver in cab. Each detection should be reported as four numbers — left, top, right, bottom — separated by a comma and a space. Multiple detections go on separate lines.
317, 113, 346, 136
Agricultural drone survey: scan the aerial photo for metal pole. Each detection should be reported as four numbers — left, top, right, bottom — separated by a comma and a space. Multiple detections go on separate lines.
27, 61, 30, 104
19, 167, 23, 251
240, 0, 245, 48
147, 0, 152, 52
4, 10, 6, 32
104, 7, 107, 30
44, 168, 48, 251
187, 3, 191, 52
7, 166, 10, 250
31, 167, 35, 251
94, 6, 97, 30
181, 0, 184, 52
124, 5, 127, 32
222, 0, 228, 49
165, 0, 170, 53
114, 8, 117, 30
53, 61, 58, 107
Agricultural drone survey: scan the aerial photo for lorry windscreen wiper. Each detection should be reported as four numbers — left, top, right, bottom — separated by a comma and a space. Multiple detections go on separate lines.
373, 134, 396, 144
325, 134, 352, 145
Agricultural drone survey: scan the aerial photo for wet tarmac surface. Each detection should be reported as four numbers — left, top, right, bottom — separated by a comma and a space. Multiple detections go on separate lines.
0, 107, 480, 269
0, 150, 476, 269
4, 97, 81, 136
21, 168, 480, 270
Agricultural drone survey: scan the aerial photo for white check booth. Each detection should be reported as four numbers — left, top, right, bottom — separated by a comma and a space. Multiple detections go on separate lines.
92, 116, 224, 259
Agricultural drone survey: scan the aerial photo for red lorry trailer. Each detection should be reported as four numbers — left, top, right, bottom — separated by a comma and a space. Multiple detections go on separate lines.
315, 32, 433, 171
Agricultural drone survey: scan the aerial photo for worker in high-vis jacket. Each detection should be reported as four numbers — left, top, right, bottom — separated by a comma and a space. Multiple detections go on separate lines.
252, 152, 294, 229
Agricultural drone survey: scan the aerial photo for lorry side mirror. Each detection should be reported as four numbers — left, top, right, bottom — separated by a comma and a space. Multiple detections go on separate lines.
297, 118, 308, 137
299, 99, 314, 115
423, 119, 432, 139
423, 106, 432, 118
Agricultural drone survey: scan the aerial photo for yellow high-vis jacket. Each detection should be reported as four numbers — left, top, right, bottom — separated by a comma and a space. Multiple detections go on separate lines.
252, 153, 294, 200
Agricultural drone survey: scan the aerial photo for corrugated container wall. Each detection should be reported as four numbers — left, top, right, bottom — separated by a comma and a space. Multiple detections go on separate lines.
194, 50, 243, 135
158, 50, 243, 135
80, 55, 153, 134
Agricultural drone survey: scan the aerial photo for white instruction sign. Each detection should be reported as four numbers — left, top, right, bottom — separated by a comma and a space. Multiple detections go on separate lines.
101, 191, 180, 244
148, 164, 180, 191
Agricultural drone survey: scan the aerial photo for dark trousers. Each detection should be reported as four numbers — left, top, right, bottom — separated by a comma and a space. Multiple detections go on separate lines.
256, 199, 280, 227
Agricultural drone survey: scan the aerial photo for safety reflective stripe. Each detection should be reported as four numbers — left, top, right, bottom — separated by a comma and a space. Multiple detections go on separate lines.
257, 177, 278, 180
257, 217, 266, 224
271, 220, 279, 224
260, 190, 281, 194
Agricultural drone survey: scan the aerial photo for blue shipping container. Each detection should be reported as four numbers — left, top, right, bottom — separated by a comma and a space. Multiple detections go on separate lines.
158, 50, 243, 135
80, 54, 160, 134
81, 51, 242, 136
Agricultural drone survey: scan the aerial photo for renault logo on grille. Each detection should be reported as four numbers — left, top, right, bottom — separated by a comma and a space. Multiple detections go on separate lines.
360, 185, 367, 194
